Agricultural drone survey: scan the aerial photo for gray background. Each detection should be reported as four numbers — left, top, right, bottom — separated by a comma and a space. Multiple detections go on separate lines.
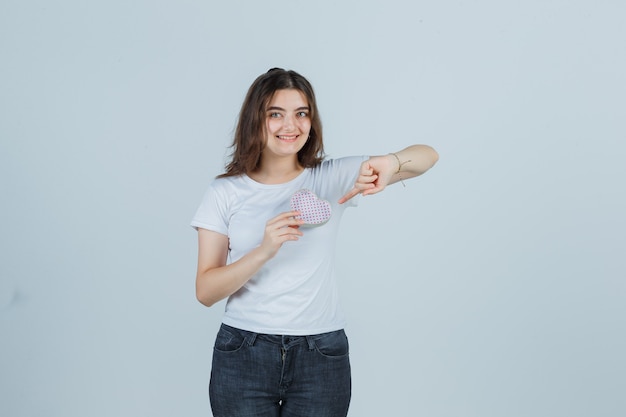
1, 0, 624, 416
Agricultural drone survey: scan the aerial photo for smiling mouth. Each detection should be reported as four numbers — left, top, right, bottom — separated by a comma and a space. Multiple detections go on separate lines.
277, 135, 299, 142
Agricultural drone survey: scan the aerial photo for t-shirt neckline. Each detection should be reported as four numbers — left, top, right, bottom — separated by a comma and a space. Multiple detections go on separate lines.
242, 168, 310, 189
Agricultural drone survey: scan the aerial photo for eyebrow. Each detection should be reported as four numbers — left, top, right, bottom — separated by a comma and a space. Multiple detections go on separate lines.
266, 106, 310, 112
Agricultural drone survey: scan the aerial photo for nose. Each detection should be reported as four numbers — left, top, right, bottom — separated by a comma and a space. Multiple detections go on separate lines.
283, 114, 295, 130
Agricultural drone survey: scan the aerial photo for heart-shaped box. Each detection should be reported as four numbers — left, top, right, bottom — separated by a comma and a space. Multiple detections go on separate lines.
290, 189, 332, 226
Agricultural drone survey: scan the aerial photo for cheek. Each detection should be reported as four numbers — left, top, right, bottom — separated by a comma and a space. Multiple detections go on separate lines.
266, 119, 280, 133
299, 119, 312, 133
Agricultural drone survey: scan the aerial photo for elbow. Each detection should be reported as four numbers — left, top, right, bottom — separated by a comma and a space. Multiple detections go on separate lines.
409, 144, 439, 175
196, 293, 219, 307
423, 145, 439, 167
431, 148, 439, 167
196, 294, 215, 307
195, 280, 219, 307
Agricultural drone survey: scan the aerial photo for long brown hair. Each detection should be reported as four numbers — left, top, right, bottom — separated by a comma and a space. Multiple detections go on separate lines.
218, 68, 325, 178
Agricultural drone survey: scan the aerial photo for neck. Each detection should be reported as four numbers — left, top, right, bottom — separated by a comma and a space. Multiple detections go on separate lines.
250, 157, 304, 185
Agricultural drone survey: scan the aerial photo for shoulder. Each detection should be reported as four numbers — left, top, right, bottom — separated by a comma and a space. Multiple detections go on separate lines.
319, 155, 369, 168
208, 175, 246, 193
315, 155, 369, 174
198, 176, 246, 207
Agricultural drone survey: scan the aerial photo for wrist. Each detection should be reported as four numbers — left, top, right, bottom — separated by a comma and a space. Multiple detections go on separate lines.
389, 152, 412, 187
389, 152, 402, 173
251, 244, 274, 264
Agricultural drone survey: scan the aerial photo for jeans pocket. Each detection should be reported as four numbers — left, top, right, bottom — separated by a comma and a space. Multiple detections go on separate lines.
313, 330, 350, 358
213, 325, 247, 353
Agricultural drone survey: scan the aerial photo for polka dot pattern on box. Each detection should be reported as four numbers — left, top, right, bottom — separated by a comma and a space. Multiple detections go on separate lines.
290, 189, 332, 226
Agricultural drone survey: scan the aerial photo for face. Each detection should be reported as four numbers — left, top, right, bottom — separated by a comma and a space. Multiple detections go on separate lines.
263, 89, 311, 161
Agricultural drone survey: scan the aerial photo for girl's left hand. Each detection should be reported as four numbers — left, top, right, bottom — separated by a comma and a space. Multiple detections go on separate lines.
338, 155, 395, 204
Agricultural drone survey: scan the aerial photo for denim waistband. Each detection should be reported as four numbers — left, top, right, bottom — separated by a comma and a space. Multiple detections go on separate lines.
221, 323, 343, 350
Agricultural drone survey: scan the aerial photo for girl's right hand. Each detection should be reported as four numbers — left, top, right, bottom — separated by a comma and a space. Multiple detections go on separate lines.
258, 211, 304, 259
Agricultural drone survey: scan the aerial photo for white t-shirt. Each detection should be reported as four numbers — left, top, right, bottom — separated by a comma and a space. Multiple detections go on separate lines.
191, 156, 367, 335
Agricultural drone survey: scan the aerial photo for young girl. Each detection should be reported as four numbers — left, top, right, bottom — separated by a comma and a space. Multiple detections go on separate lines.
191, 68, 438, 417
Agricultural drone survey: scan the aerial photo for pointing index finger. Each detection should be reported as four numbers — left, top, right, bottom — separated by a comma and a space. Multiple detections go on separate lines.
338, 187, 360, 205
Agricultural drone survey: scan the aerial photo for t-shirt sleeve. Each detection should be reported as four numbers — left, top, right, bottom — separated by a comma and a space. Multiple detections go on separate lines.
324, 155, 370, 207
190, 180, 229, 235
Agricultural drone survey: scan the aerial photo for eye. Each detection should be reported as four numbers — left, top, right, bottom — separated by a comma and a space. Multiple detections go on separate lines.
296, 111, 309, 118
269, 112, 282, 118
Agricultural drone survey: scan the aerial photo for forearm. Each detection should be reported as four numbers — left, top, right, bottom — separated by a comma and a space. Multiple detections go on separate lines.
339, 144, 439, 203
195, 212, 303, 307
196, 246, 269, 307
390, 144, 439, 182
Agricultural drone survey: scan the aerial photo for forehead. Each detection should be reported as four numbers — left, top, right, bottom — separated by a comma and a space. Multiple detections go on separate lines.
267, 89, 308, 108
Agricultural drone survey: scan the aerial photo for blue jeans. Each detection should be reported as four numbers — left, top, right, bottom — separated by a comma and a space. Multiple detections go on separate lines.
209, 324, 352, 417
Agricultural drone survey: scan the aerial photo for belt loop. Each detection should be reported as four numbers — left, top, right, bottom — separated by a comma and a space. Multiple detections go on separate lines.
247, 332, 258, 346
305, 335, 315, 350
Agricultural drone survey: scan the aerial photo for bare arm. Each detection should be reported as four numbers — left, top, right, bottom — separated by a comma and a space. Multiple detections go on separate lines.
385, 144, 440, 185
339, 144, 439, 204
195, 211, 304, 307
